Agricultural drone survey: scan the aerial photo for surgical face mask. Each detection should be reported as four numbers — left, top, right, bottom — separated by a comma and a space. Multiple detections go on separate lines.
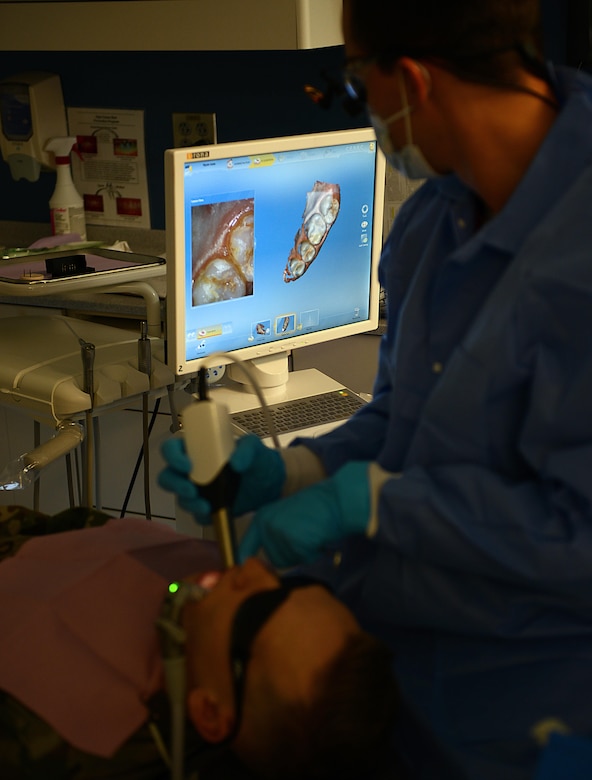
370, 69, 438, 180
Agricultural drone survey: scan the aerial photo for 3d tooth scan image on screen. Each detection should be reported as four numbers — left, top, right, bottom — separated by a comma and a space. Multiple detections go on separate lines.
165, 128, 386, 377
284, 180, 341, 283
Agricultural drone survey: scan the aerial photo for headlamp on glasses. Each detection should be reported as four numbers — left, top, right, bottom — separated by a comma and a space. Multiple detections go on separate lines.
304, 68, 366, 116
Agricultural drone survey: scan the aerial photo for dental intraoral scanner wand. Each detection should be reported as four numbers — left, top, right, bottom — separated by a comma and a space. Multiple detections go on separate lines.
182, 368, 239, 568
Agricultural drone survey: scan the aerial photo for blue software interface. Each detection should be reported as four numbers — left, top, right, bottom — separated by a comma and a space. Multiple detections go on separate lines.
182, 139, 379, 361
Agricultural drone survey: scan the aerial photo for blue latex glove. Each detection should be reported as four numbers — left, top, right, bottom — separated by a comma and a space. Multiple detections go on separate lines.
158, 434, 286, 523
239, 461, 371, 568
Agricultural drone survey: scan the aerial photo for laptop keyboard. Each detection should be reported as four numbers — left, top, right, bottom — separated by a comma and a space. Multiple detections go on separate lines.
231, 388, 366, 438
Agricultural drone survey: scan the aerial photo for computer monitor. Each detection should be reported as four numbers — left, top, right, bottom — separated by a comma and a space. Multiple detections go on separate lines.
165, 127, 386, 392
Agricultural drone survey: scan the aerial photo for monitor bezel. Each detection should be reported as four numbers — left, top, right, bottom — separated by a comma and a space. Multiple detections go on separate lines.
165, 127, 386, 378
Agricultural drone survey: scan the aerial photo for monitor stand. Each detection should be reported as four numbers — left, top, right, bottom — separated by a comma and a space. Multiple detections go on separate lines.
225, 353, 291, 403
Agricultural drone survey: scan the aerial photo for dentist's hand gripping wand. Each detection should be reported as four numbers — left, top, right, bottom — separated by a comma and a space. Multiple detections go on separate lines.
181, 368, 239, 567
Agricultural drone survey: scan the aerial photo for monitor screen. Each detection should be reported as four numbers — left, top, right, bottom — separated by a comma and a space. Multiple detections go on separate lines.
165, 127, 386, 382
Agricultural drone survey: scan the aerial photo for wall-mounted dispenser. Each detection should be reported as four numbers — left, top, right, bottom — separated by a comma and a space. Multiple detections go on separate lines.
0, 71, 68, 182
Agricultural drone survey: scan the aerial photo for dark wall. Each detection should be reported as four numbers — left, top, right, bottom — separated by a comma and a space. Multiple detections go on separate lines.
541, 0, 567, 63
0, 3, 584, 231
0, 47, 359, 230
540, 0, 592, 68
566, 0, 592, 68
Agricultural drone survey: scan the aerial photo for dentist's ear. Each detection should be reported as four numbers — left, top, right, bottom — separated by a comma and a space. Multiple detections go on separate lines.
398, 57, 433, 105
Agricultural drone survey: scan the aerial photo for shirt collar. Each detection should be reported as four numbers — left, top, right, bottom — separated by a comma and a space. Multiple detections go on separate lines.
486, 66, 592, 252
436, 65, 592, 260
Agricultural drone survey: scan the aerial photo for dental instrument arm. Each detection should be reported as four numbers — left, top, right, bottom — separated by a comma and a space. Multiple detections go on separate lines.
80, 340, 95, 405
156, 581, 210, 780
80, 339, 95, 506
94, 280, 162, 337
137, 320, 152, 376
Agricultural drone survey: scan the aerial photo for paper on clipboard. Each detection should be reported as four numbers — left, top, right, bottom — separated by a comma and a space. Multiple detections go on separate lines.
68, 108, 151, 230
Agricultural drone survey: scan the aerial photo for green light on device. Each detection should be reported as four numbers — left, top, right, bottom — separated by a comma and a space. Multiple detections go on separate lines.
168, 582, 180, 594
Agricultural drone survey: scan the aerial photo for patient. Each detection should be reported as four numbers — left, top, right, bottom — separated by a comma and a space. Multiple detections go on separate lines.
0, 506, 397, 780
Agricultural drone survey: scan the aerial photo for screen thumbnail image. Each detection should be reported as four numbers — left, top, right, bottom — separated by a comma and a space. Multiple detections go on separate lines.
253, 320, 271, 337
191, 197, 254, 306
275, 313, 296, 334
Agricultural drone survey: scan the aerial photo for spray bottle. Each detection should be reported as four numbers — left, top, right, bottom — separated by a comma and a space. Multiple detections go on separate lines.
45, 136, 87, 241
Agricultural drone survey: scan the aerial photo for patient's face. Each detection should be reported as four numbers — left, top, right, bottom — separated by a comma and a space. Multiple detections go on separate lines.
184, 558, 359, 722
184, 558, 283, 674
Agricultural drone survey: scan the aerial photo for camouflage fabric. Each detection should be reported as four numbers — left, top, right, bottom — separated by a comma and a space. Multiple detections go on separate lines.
0, 505, 112, 561
0, 689, 175, 779
0, 506, 172, 779
0, 506, 255, 780
0, 686, 249, 780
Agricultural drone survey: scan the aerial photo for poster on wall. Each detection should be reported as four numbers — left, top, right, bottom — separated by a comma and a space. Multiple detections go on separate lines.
67, 107, 151, 229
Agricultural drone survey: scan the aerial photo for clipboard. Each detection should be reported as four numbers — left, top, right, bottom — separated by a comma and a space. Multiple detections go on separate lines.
0, 247, 165, 295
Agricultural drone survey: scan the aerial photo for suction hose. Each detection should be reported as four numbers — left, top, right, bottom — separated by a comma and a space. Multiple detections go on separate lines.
0, 420, 84, 490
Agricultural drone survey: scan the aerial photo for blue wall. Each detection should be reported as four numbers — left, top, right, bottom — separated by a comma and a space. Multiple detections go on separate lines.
0, 47, 361, 230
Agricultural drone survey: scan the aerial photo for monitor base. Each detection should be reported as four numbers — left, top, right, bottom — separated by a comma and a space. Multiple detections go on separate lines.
209, 367, 351, 446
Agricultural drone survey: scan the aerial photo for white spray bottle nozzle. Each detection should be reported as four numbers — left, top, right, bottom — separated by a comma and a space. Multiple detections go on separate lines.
45, 136, 77, 163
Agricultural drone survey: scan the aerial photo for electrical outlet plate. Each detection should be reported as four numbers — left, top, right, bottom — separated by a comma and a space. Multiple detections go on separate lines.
205, 365, 226, 384
172, 112, 217, 148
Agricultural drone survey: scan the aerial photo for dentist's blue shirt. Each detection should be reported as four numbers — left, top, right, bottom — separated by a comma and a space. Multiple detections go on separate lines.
303, 65, 592, 779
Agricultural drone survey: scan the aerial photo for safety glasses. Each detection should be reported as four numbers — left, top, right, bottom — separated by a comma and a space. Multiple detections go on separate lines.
342, 54, 378, 105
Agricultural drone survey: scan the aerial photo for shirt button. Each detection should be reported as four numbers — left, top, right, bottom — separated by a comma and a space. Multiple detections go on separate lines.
457, 218, 467, 229
432, 361, 444, 374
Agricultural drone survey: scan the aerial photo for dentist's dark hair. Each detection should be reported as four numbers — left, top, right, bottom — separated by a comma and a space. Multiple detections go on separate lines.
345, 0, 547, 84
